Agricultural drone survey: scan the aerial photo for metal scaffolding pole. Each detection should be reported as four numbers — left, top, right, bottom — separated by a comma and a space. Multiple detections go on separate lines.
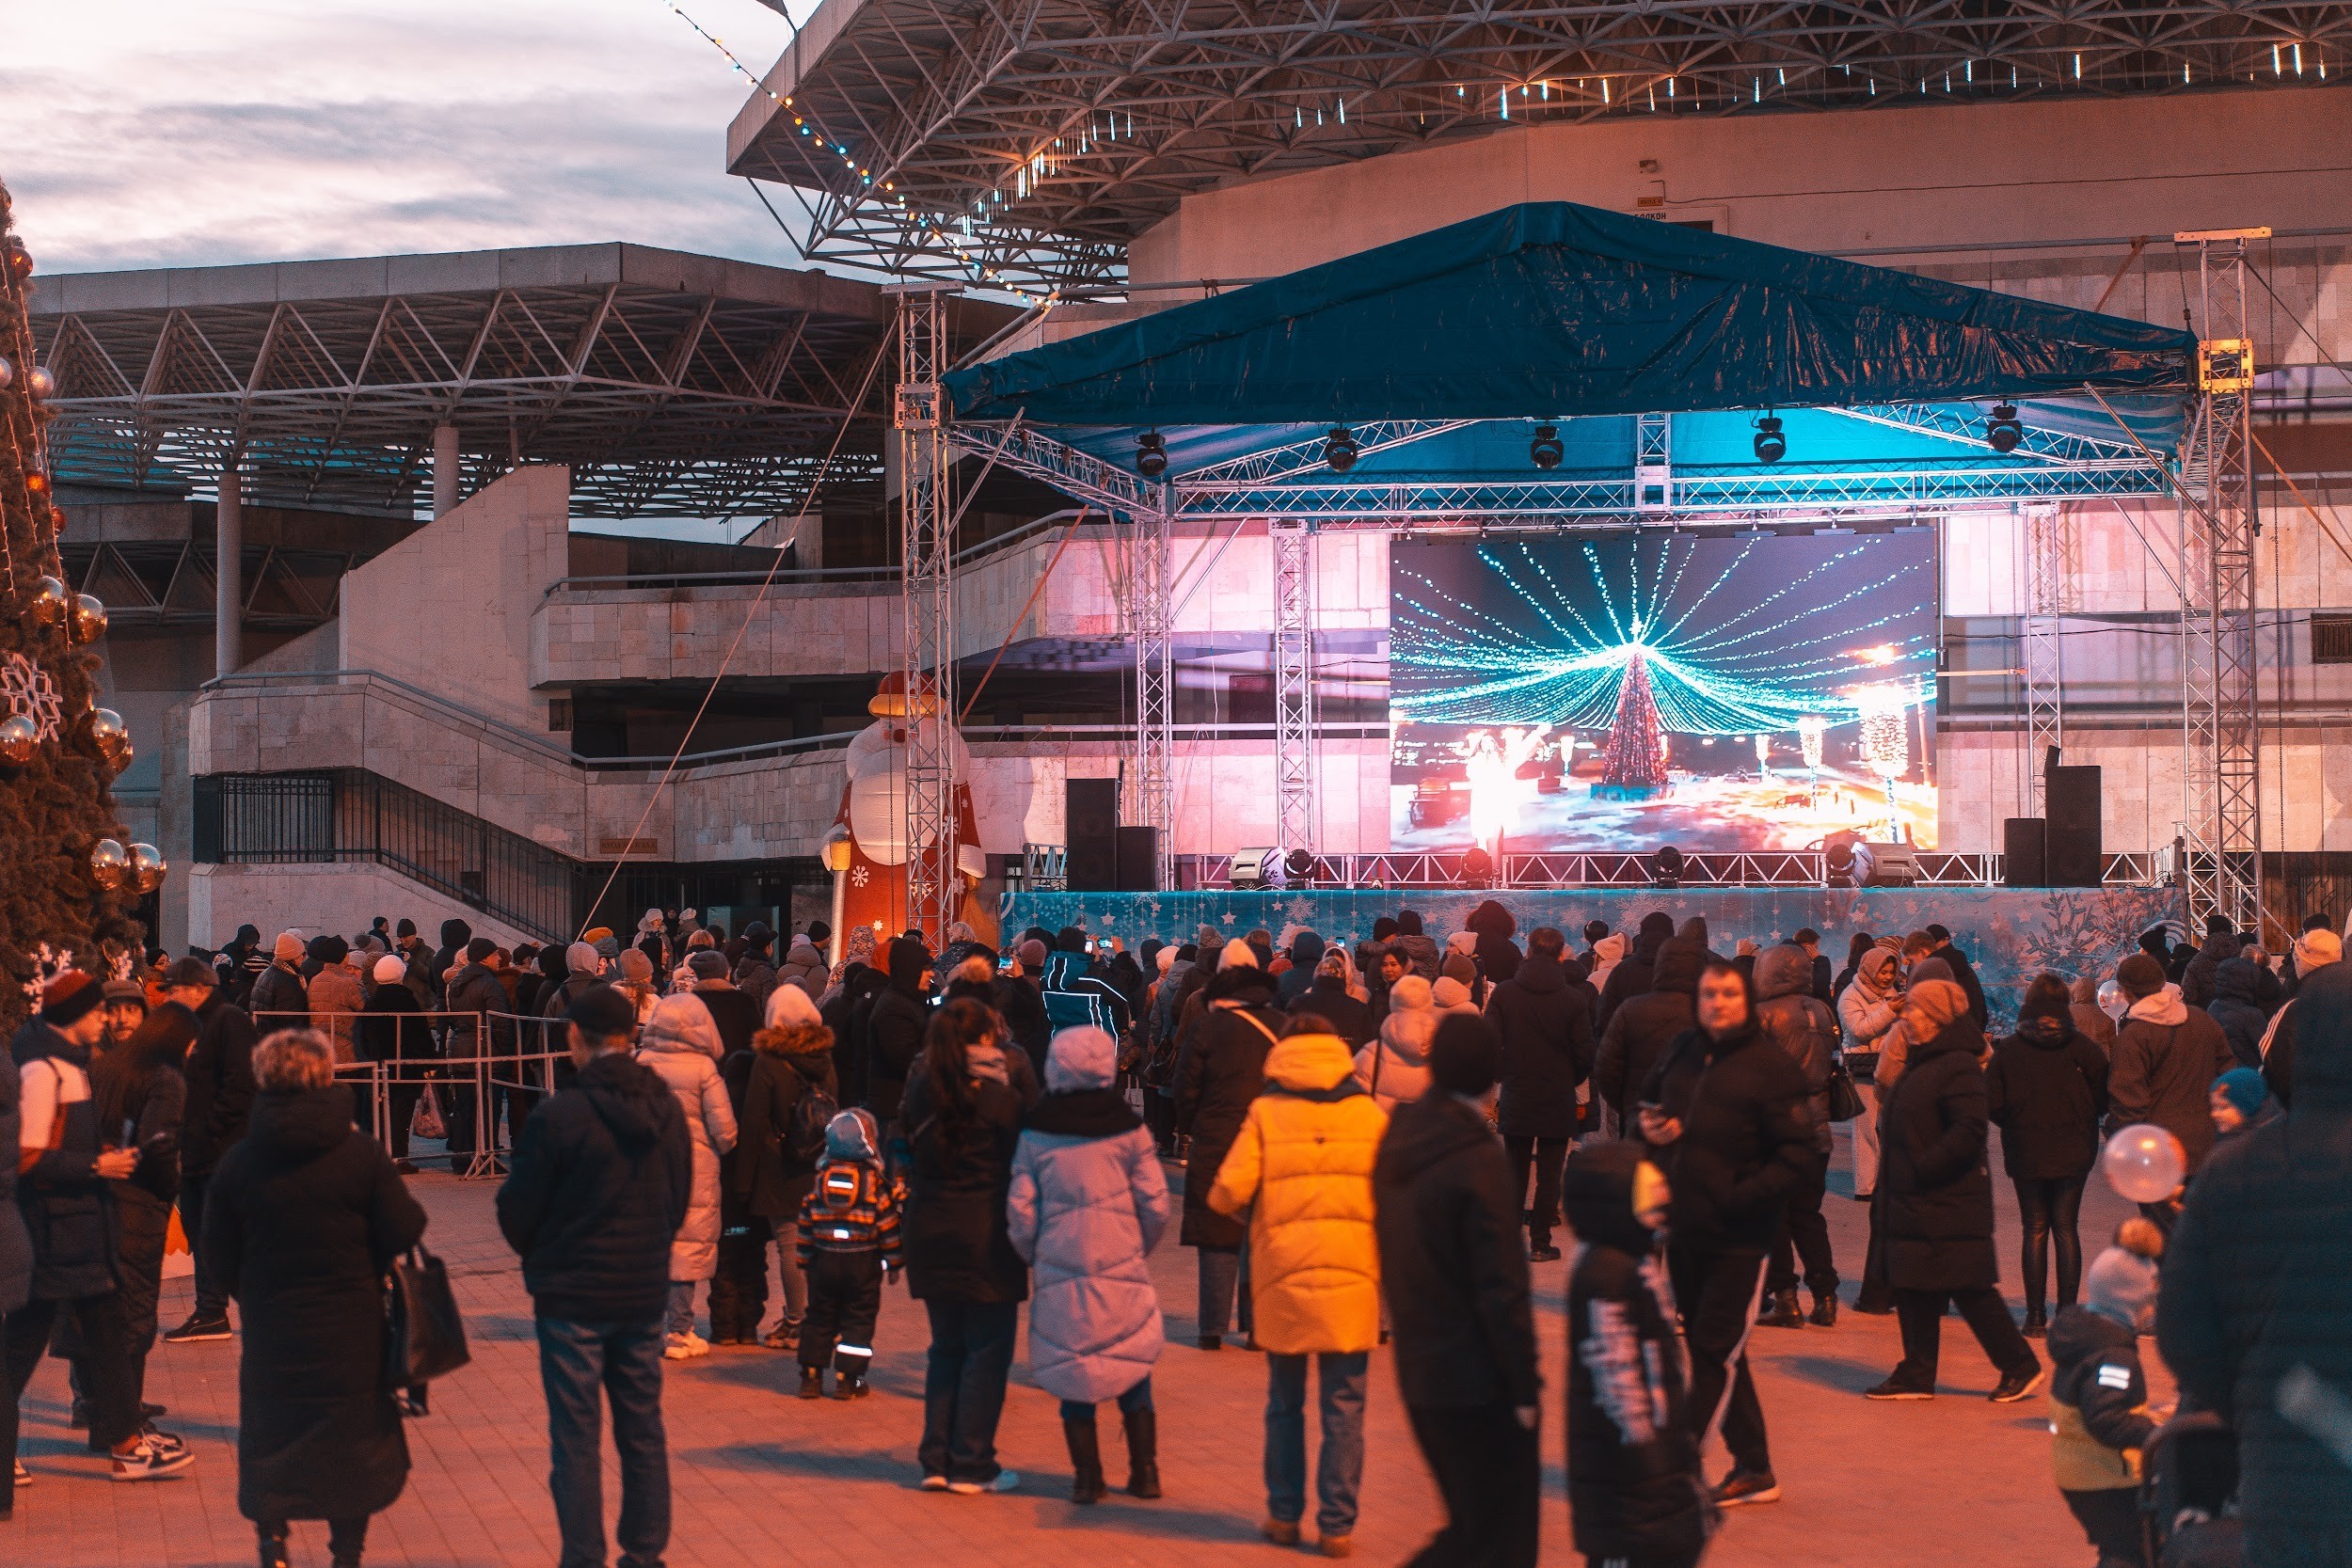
2021, 501, 2066, 815
1130, 494, 1176, 889
2174, 228, 2265, 933
892, 285, 959, 944
1271, 517, 1318, 855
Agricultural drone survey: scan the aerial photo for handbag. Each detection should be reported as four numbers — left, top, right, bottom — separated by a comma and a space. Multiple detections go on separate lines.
385, 1243, 470, 1407
1824, 1059, 1866, 1123
410, 1084, 445, 1142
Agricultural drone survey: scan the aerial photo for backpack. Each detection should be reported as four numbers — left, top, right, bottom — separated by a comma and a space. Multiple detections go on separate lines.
787, 1065, 837, 1165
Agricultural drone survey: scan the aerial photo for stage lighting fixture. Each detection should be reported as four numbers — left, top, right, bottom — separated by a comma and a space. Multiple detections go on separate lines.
1282, 847, 1317, 884
1823, 832, 1860, 886
1461, 846, 1495, 882
1529, 422, 1564, 470
1985, 403, 2023, 453
1752, 413, 1787, 464
1136, 430, 1168, 477
1230, 847, 1287, 890
1650, 844, 1685, 887
1324, 426, 1360, 472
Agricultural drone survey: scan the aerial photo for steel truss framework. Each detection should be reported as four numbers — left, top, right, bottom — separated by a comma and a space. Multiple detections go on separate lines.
28, 245, 909, 517
897, 287, 961, 944
1270, 518, 1318, 854
2176, 233, 2265, 932
2022, 502, 2069, 816
1167, 849, 2169, 891
729, 0, 2352, 287
1129, 493, 1175, 888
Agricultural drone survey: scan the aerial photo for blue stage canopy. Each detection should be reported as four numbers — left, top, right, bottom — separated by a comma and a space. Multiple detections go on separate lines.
943, 202, 2197, 427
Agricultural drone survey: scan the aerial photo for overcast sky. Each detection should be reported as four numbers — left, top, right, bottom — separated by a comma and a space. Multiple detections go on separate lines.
2, 0, 817, 274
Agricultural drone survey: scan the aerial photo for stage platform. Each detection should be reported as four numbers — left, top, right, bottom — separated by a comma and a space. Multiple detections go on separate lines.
1003, 884, 2182, 1028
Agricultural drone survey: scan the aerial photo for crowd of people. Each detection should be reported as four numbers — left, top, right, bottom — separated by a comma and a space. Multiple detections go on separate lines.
2, 894, 2345, 1567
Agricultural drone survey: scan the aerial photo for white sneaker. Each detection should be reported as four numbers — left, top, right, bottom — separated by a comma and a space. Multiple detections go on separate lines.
947, 1469, 1020, 1496
683, 1330, 711, 1358
109, 1430, 194, 1482
663, 1334, 695, 1361
13, 1459, 29, 1486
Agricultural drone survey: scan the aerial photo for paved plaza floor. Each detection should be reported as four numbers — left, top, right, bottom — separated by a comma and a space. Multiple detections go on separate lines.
9, 1126, 2156, 1566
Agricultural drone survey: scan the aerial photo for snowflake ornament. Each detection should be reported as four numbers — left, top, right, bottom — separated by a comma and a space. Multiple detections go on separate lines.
19, 942, 73, 1008
850, 863, 868, 888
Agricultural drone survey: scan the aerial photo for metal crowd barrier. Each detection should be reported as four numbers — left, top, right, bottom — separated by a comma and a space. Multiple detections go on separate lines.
251, 1008, 575, 1179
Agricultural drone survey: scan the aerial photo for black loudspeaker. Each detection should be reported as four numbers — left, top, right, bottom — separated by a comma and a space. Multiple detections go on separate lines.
2044, 767, 2104, 887
1115, 827, 1158, 892
1064, 778, 1120, 892
2003, 817, 2047, 889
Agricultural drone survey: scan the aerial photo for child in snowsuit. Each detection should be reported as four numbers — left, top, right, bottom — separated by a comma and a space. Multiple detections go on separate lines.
794, 1106, 902, 1400
2047, 1218, 2165, 1568
1562, 1139, 1714, 1568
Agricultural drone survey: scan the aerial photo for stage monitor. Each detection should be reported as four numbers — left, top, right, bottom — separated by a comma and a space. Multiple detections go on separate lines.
1390, 531, 1938, 853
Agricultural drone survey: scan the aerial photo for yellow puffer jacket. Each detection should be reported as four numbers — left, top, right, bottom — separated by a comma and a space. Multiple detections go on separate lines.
1207, 1032, 1389, 1354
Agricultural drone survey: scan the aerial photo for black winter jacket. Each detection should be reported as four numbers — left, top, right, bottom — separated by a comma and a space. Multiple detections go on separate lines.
1298, 975, 1374, 1051
2206, 958, 2270, 1070
11, 1023, 116, 1301
1881, 1021, 2000, 1292
1593, 937, 1705, 1125
865, 982, 930, 1122
1487, 954, 1593, 1140
1638, 1018, 1819, 1253
898, 1060, 1028, 1303
1930, 942, 1990, 1030
1562, 1141, 1710, 1561
732, 1026, 840, 1218
1985, 1017, 2110, 1180
2048, 1307, 2156, 1469
2180, 929, 2241, 1012
1596, 920, 1671, 1033
1753, 944, 1837, 1155
1172, 966, 1282, 1249
207, 1087, 426, 1523
497, 1052, 691, 1323
2160, 961, 2352, 1566
1372, 1093, 1539, 1410
182, 990, 259, 1177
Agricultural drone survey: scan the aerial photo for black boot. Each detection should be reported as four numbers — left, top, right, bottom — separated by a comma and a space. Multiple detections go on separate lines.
1064, 1413, 1106, 1504
1809, 1291, 1838, 1328
833, 1368, 868, 1401
797, 1367, 824, 1400
2022, 1307, 2047, 1338
1756, 1289, 1804, 1329
258, 1526, 293, 1568
1122, 1407, 1161, 1498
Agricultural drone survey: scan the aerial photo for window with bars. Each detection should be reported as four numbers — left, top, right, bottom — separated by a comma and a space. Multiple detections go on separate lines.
2312, 613, 2352, 665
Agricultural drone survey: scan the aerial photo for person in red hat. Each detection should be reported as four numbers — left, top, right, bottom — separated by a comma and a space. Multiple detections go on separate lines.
5, 970, 197, 1491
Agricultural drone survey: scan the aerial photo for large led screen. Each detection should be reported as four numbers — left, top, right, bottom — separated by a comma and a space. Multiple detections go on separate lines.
1390, 531, 1937, 852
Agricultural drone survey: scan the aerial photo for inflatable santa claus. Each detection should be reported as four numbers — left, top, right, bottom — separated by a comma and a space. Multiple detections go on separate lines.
823, 672, 985, 957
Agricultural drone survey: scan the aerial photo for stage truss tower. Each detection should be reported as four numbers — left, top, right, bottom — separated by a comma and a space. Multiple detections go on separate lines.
1130, 495, 1175, 888
2022, 501, 2067, 814
893, 285, 961, 942
1271, 518, 1319, 856
2174, 228, 2265, 934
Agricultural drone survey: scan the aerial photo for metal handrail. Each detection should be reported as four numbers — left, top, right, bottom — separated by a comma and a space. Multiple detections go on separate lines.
543, 513, 1118, 598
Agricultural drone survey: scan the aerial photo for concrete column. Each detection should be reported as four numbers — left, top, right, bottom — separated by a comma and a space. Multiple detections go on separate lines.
432, 423, 460, 518
215, 468, 242, 679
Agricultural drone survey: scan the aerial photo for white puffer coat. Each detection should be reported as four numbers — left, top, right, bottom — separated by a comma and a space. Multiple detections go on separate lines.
634, 993, 738, 1280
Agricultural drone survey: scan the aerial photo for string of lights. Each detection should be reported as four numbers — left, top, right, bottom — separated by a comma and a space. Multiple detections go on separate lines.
1392, 536, 1935, 736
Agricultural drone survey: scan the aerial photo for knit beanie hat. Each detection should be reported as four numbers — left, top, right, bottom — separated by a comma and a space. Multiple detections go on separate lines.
373, 955, 408, 986
40, 971, 103, 1027
2214, 1066, 2268, 1121
1428, 1014, 1501, 1097
564, 941, 602, 977
2117, 952, 2167, 998
687, 949, 729, 980
1441, 952, 1478, 988
1017, 939, 1048, 970
1432, 975, 1474, 1010
616, 948, 655, 984
2084, 1220, 2165, 1331
2295, 928, 2343, 973
273, 930, 305, 963
1217, 941, 1259, 971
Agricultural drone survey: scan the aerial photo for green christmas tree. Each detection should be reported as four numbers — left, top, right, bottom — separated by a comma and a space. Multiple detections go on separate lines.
0, 179, 148, 1021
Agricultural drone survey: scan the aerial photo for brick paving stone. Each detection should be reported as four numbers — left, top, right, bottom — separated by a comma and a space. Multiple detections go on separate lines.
6, 1127, 2161, 1566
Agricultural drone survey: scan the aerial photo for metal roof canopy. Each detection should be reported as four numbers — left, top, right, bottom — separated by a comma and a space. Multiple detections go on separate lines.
29, 243, 1012, 518
726, 0, 2352, 289
939, 201, 2195, 524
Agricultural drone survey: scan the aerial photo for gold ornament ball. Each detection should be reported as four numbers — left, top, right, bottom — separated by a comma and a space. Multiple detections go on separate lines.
130, 842, 167, 895
30, 575, 70, 627
89, 838, 130, 892
0, 714, 35, 767
27, 365, 56, 400
69, 594, 107, 645
0, 355, 13, 390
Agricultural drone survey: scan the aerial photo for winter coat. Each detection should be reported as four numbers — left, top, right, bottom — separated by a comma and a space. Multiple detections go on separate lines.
1298, 975, 1374, 1051
182, 990, 259, 1177
2207, 958, 2270, 1070
1637, 1018, 1819, 1253
12, 1024, 115, 1301
1391, 930, 1441, 982
1172, 965, 1283, 1249
2108, 987, 2234, 1175
865, 957, 932, 1121
1208, 1031, 1387, 1354
1753, 943, 1838, 1155
899, 1054, 1029, 1304
2159, 962, 2352, 1565
1006, 1027, 1171, 1403
358, 984, 433, 1064
777, 939, 826, 999
1562, 1141, 1709, 1561
1985, 1017, 2110, 1180
2179, 928, 2241, 1012
691, 981, 762, 1061
306, 960, 367, 1057
1487, 953, 1594, 1139
634, 995, 738, 1280
1592, 936, 1704, 1122
205, 1086, 426, 1523
1467, 900, 1522, 986
0, 1053, 29, 1315
1276, 931, 1327, 1008
2048, 1307, 2156, 1492
2068, 977, 2118, 1053
1880, 1020, 2000, 1292
498, 1051, 691, 1323
1837, 950, 1904, 1066
732, 1022, 839, 1219
444, 960, 513, 1059
731, 952, 778, 1019
1931, 942, 1989, 1030
1355, 977, 1436, 1115
246, 961, 309, 1029
1373, 1091, 1538, 1411
1596, 920, 1671, 1033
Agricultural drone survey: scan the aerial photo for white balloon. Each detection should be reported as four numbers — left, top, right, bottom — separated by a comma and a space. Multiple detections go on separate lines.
2102, 1123, 2185, 1204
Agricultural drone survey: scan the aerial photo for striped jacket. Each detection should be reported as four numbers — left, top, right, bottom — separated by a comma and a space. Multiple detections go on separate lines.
795, 1159, 904, 1265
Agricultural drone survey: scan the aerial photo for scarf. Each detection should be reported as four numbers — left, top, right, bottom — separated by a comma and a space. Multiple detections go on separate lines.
964, 1039, 1010, 1085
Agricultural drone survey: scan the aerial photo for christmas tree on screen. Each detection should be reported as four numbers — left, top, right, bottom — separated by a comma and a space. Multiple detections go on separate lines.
0, 180, 156, 1021
1593, 648, 1672, 801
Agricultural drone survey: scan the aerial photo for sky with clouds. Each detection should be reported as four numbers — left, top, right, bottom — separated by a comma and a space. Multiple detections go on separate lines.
2, 0, 818, 275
